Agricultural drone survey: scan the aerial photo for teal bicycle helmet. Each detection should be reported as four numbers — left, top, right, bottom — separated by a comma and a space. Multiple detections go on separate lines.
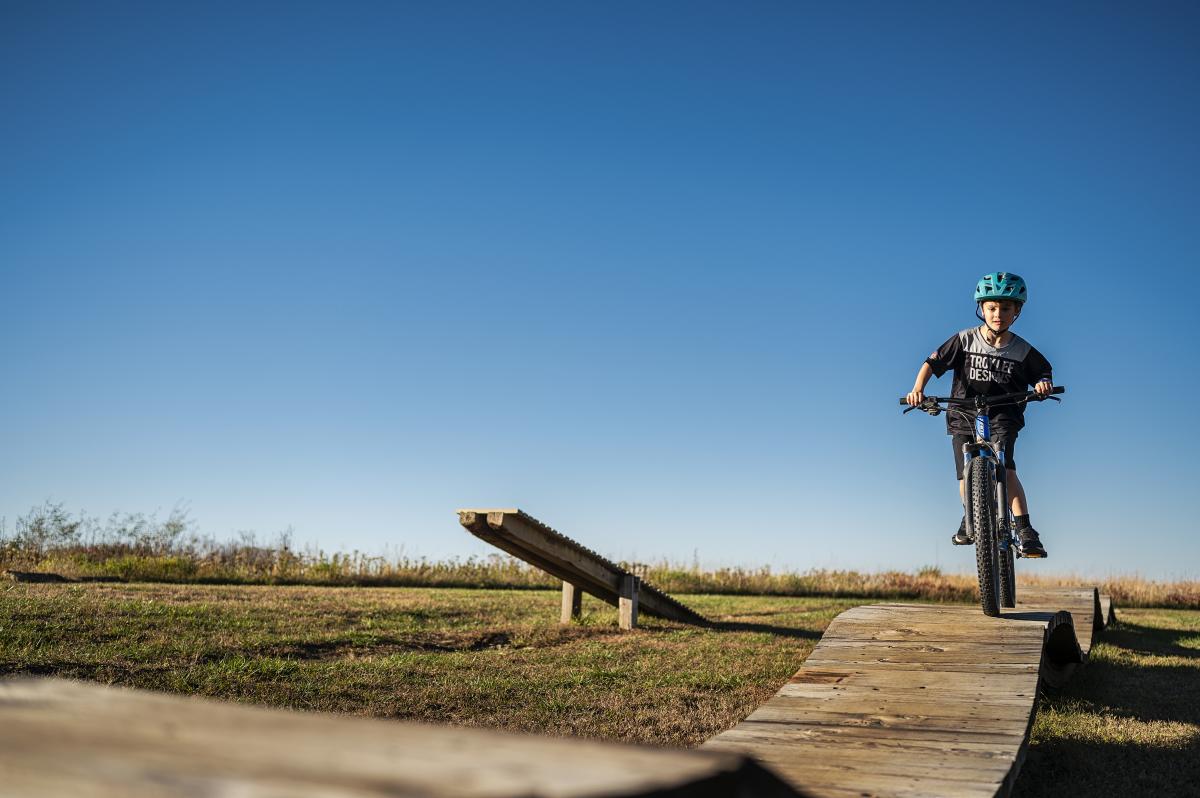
974, 272, 1028, 304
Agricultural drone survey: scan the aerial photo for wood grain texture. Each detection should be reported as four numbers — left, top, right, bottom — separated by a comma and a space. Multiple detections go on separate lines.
0, 678, 803, 798
703, 587, 1113, 798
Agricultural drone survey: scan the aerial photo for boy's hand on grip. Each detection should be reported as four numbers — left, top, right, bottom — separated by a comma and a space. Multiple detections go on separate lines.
906, 389, 925, 406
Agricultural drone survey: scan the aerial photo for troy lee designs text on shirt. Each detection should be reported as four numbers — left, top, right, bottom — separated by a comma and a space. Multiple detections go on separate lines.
967, 353, 1016, 383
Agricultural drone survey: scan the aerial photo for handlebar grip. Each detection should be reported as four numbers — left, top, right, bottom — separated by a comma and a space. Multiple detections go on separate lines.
1051, 386, 1065, 395
899, 397, 910, 405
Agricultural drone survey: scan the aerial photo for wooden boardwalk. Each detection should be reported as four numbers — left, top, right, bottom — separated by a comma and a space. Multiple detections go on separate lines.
703, 587, 1114, 798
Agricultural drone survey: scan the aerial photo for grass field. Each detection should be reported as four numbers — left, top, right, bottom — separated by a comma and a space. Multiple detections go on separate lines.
2, 583, 1198, 795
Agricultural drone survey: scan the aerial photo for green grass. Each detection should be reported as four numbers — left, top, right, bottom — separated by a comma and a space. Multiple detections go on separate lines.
3, 583, 1198, 795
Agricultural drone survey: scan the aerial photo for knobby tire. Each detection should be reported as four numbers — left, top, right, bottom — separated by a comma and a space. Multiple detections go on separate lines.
999, 526, 1016, 608
968, 459, 1001, 617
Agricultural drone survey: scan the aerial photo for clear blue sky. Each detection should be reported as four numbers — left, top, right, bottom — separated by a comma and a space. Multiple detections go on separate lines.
3, 1, 1198, 579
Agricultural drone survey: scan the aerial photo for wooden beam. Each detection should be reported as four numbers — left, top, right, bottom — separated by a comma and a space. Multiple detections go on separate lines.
619, 574, 640, 630
458, 509, 705, 625
561, 581, 582, 624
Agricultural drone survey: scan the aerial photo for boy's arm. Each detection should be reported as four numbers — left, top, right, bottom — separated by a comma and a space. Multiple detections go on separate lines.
906, 361, 935, 406
909, 333, 962, 405
1029, 347, 1053, 396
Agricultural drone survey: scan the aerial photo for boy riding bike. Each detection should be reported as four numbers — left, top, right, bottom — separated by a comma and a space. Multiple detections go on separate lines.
905, 272, 1054, 558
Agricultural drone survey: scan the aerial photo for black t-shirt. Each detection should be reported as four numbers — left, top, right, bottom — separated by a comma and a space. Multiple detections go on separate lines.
925, 327, 1053, 436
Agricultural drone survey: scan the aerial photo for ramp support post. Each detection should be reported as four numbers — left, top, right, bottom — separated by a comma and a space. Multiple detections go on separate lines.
560, 581, 582, 624
619, 575, 640, 630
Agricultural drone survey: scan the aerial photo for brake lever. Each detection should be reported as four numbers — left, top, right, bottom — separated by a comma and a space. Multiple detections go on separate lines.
902, 400, 943, 415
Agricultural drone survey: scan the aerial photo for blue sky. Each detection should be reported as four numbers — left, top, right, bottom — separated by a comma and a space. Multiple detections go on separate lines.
3, 1, 1198, 579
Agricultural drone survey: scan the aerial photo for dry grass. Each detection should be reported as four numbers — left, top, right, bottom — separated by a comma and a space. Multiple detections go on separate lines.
4, 502, 1196, 606
6, 546, 1198, 608
4, 552, 1195, 607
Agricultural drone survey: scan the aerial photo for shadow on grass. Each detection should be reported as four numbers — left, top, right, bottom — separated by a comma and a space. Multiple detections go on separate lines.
1013, 618, 1200, 798
1103, 621, 1200, 660
704, 620, 822, 640
1017, 736, 1200, 797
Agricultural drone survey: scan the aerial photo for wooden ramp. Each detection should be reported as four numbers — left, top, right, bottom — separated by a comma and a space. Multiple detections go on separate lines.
703, 586, 1114, 798
458, 508, 705, 625
0, 677, 799, 798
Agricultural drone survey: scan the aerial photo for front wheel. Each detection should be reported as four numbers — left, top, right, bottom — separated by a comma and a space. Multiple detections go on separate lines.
967, 459, 1001, 617
999, 532, 1016, 608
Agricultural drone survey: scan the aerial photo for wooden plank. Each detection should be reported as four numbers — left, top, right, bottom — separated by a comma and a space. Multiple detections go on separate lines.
740, 708, 1032, 736
0, 678, 802, 798
778, 679, 1036, 700
744, 758, 1004, 798
707, 723, 1026, 753
755, 694, 1037, 718
710, 720, 1030, 747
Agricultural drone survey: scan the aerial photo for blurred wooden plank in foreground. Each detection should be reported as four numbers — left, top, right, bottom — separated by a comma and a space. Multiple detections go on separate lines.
0, 677, 801, 798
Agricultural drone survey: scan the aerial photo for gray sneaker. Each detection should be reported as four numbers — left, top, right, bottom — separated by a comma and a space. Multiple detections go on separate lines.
1018, 527, 1048, 558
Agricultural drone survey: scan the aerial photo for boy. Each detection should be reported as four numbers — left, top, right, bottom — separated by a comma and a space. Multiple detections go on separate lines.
905, 272, 1054, 558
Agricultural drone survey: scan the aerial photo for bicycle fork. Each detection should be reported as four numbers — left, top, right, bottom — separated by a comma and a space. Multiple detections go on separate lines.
961, 448, 991, 544
994, 463, 1017, 557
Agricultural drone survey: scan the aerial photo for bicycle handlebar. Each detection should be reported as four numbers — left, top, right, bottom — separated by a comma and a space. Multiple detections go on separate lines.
898, 385, 1065, 407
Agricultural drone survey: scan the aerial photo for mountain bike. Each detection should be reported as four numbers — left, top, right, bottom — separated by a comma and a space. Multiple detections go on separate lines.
900, 386, 1065, 616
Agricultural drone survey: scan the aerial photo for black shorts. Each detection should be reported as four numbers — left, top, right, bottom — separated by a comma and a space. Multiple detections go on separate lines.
952, 433, 1017, 481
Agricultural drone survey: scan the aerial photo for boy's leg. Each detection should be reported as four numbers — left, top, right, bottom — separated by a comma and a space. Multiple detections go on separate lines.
951, 435, 971, 544
1007, 470, 1029, 516
1005, 467, 1048, 558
